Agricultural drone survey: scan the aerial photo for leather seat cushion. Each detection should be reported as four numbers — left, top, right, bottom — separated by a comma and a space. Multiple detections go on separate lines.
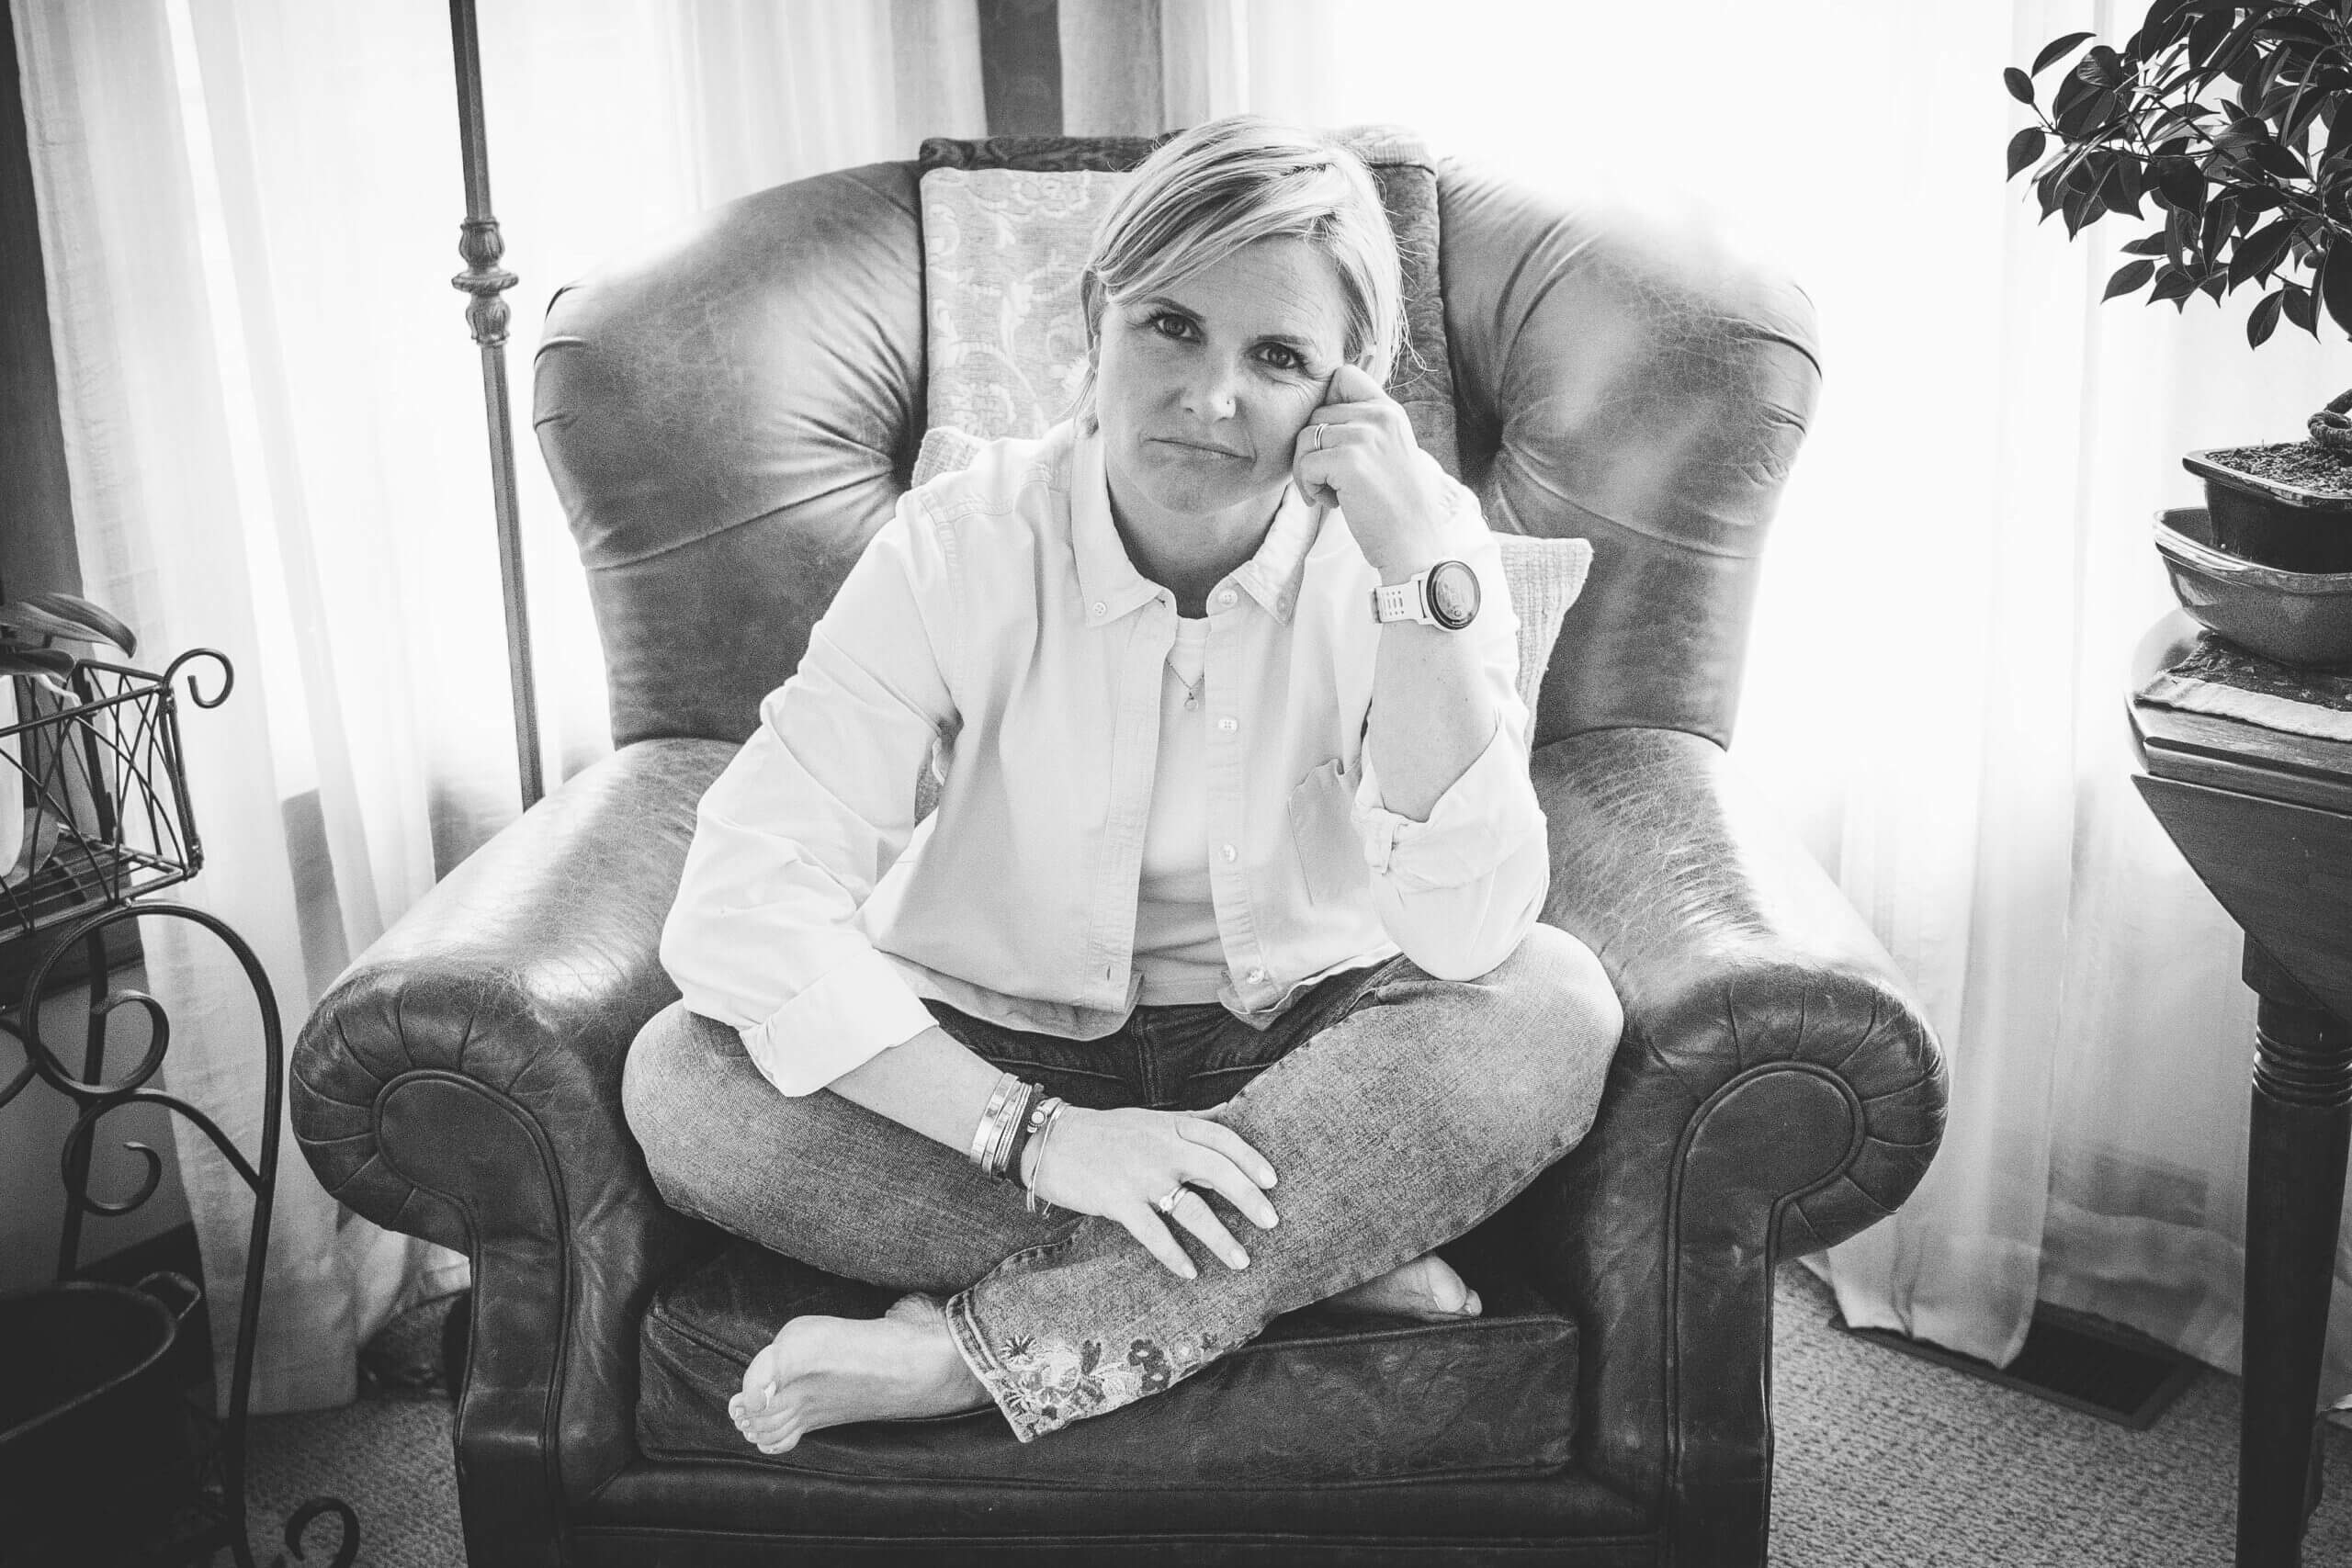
637, 1240, 1578, 1488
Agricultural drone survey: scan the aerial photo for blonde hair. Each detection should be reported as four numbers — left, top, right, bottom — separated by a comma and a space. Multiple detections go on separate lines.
1069, 116, 1402, 431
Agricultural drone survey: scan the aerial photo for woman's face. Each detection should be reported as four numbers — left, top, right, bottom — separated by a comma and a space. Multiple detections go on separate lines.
1092, 237, 1351, 525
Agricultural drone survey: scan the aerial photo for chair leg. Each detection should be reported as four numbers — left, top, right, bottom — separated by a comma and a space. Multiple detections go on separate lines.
1664, 1065, 1861, 1568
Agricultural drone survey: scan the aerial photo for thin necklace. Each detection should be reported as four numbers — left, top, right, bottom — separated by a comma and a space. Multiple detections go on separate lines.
1170, 663, 1204, 711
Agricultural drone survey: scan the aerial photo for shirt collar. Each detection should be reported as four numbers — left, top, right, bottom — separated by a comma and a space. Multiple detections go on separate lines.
1231, 482, 1320, 625
1069, 425, 1320, 627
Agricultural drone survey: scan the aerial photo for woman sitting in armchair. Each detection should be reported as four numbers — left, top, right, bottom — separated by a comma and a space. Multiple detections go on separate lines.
622, 114, 1624, 1450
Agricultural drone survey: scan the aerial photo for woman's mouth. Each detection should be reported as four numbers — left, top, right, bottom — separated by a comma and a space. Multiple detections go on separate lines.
1152, 436, 1247, 459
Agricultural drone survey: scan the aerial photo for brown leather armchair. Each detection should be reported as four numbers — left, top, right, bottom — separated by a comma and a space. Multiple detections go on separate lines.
293, 136, 1945, 1566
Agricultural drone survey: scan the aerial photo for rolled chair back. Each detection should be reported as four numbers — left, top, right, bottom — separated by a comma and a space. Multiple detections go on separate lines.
534, 141, 1820, 754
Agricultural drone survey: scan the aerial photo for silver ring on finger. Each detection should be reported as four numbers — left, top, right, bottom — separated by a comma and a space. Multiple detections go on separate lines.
1155, 1182, 1189, 1214
1309, 422, 1329, 451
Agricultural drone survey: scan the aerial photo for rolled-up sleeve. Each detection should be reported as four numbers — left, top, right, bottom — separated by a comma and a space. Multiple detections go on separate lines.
659, 494, 959, 1095
1349, 513, 1549, 981
1353, 726, 1549, 980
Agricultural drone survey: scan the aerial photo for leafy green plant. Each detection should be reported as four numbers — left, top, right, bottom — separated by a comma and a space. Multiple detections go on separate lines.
2007, 2, 2352, 449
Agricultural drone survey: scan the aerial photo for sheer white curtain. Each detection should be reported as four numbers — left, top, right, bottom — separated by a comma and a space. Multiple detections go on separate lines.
14, 0, 982, 1413
1187, 0, 2352, 1394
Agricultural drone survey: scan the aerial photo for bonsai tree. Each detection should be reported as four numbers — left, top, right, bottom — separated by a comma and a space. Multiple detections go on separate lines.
2007, 0, 2352, 487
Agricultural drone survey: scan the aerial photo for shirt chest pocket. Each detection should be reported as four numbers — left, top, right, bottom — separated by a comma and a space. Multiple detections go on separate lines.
1286, 759, 1365, 906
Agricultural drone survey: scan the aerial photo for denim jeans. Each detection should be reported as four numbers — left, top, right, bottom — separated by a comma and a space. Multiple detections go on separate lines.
622, 922, 1619, 1441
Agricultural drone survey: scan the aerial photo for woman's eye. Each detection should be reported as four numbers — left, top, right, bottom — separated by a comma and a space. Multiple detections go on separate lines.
1148, 312, 1194, 341
1259, 345, 1305, 371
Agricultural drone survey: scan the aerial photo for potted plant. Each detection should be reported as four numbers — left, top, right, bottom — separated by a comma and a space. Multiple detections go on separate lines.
2007, 0, 2352, 576
0, 592, 137, 891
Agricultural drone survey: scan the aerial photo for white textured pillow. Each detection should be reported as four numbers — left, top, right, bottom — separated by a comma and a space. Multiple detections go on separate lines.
1494, 533, 1593, 719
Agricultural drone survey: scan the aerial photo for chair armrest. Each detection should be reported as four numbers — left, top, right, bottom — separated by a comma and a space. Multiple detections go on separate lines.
290, 738, 735, 1563
1521, 727, 1946, 1561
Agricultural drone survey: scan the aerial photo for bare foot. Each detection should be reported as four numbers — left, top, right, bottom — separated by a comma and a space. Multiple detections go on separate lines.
729, 1295, 989, 1455
1322, 1252, 1483, 1322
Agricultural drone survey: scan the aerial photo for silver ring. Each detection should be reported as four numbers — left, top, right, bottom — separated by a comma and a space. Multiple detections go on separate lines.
1154, 1183, 1188, 1214
1309, 422, 1328, 451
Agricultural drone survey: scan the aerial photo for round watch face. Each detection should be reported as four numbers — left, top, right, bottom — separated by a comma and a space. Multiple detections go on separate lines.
1428, 560, 1481, 630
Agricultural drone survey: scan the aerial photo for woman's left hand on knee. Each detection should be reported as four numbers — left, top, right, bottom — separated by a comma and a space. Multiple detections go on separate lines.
1024, 1107, 1280, 1279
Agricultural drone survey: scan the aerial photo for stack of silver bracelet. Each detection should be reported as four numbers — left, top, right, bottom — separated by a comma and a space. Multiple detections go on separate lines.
967, 1073, 1030, 1175
968, 1070, 1068, 1213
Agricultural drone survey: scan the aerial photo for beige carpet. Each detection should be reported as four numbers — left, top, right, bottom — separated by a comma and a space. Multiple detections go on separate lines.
237, 1267, 2352, 1565
1770, 1266, 2352, 1566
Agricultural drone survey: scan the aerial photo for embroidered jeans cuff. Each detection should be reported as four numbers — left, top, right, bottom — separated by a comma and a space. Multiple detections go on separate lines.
944, 1288, 1056, 1443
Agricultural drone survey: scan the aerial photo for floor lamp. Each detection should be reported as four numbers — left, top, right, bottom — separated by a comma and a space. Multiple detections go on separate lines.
447, 0, 543, 810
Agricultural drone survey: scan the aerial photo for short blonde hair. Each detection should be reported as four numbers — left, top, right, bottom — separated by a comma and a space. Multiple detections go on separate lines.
1069, 116, 1402, 430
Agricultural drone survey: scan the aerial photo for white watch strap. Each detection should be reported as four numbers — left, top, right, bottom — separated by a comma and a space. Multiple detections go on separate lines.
1371, 576, 1429, 625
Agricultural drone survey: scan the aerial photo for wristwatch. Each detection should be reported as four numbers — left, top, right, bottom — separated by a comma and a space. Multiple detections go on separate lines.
1370, 559, 1481, 631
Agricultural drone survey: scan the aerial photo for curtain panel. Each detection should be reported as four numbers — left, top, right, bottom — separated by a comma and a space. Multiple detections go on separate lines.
12, 0, 985, 1414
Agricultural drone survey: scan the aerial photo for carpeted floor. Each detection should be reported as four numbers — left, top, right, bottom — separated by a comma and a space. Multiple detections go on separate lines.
238, 1265, 2352, 1566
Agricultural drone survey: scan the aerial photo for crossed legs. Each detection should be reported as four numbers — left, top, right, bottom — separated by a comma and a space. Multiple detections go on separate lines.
622, 923, 1620, 1446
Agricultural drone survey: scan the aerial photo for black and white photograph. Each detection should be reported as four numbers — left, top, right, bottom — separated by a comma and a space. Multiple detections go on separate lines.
4, 3, 2352, 1564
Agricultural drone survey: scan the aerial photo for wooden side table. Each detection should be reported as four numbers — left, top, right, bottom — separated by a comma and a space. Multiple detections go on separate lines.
2131, 613, 2352, 1568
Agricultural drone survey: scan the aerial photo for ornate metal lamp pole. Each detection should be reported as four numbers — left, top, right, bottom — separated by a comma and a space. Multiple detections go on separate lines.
447, 0, 543, 809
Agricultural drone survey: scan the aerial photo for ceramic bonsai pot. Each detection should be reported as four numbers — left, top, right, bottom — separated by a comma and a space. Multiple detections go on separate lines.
2183, 449, 2352, 573
2154, 506, 2352, 668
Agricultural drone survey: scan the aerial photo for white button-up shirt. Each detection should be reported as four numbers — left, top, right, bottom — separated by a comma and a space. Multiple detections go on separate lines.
661, 423, 1549, 1095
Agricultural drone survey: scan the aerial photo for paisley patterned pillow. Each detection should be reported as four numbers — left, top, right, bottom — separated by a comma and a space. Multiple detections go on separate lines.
920, 167, 1114, 447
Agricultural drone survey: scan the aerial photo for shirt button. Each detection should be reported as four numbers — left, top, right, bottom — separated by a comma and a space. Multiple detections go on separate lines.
1217, 589, 1238, 608
1220, 843, 1238, 863
1246, 966, 1266, 983
1091, 601, 1106, 617
1216, 716, 1237, 733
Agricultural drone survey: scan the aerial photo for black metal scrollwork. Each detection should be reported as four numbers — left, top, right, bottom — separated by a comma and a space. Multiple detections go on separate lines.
2, 648, 359, 1567
161, 646, 234, 709
281, 1495, 362, 1567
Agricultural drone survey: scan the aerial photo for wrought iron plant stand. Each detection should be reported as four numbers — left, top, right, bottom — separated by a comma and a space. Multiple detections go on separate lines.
0, 649, 356, 1568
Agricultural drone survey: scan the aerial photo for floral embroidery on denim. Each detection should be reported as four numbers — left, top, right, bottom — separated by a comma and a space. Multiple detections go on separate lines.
994, 1336, 1148, 1433
1128, 1337, 1175, 1395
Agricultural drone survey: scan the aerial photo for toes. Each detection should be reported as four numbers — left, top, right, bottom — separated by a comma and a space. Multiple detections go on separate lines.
741, 1345, 783, 1415
744, 1415, 803, 1454
729, 1393, 768, 1447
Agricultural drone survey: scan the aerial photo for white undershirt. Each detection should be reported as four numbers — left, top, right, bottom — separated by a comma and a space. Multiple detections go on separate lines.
1132, 615, 1226, 1003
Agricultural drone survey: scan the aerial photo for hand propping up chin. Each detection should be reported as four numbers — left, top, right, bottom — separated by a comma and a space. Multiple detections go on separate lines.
1290, 362, 1455, 579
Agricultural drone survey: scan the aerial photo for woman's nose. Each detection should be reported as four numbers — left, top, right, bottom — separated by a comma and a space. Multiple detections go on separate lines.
1182, 358, 1242, 420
